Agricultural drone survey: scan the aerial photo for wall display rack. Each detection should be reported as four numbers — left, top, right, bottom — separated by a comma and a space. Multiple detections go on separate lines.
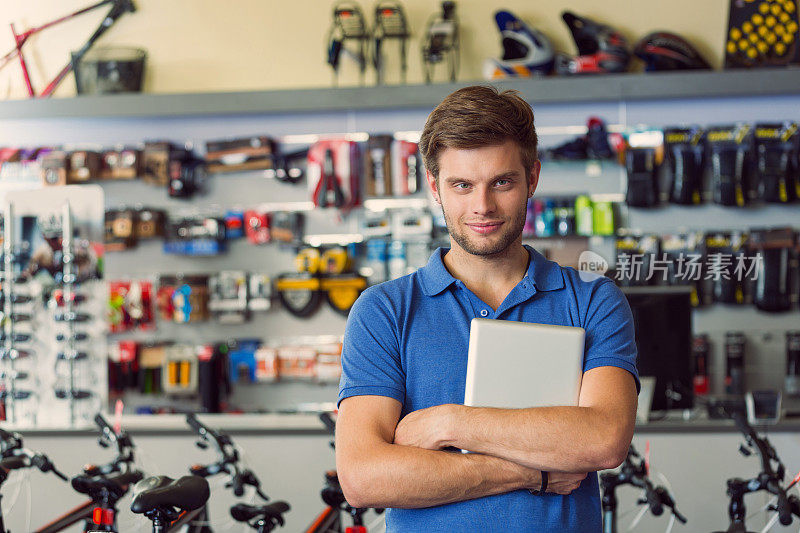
1, 68, 800, 426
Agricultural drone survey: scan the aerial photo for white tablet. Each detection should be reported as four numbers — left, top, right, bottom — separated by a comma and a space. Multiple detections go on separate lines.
464, 318, 585, 408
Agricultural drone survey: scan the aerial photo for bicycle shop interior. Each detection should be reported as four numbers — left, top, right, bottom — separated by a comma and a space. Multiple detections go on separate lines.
1, 1, 800, 532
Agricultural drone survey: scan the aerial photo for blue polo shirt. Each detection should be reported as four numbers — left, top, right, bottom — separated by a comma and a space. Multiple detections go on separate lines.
338, 245, 639, 532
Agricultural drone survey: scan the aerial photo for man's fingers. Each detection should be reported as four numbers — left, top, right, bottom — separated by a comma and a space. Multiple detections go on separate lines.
545, 471, 589, 495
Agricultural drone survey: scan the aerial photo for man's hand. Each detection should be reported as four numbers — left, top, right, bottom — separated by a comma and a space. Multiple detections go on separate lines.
393, 404, 456, 450
543, 471, 588, 495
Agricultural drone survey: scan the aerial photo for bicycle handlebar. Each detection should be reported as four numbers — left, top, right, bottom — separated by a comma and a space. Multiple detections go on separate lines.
91, 412, 135, 475
643, 483, 664, 516
0, 455, 27, 471
319, 412, 336, 434
0, 429, 22, 457
30, 453, 68, 481
184, 414, 270, 501
227, 469, 269, 500
604, 445, 686, 524
727, 409, 798, 526
775, 488, 792, 526
186, 413, 225, 444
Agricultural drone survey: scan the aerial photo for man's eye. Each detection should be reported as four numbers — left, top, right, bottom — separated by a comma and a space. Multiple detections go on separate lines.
495, 179, 511, 187
455, 183, 470, 190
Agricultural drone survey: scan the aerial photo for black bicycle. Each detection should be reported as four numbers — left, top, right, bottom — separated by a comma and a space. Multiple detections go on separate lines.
713, 410, 800, 533
305, 412, 384, 533
184, 413, 289, 532
0, 413, 142, 532
600, 444, 686, 533
0, 427, 67, 533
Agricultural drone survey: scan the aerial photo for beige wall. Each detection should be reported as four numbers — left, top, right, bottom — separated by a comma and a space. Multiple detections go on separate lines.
0, 0, 729, 99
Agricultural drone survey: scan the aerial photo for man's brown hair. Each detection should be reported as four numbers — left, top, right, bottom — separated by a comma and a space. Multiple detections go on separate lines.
418, 85, 538, 179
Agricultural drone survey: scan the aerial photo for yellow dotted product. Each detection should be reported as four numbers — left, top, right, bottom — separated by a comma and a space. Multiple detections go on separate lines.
786, 1, 796, 13
295, 247, 321, 274
739, 38, 750, 50
788, 21, 799, 33
783, 31, 794, 42
753, 13, 765, 24
760, 2, 771, 13
727, 40, 738, 53
776, 41, 788, 53
757, 40, 770, 52
780, 11, 791, 21
749, 32, 760, 42
320, 247, 350, 274
743, 21, 755, 32
747, 47, 759, 58
772, 3, 783, 14
759, 24, 770, 36
776, 23, 786, 34
730, 27, 743, 40
767, 15, 777, 26
767, 32, 778, 43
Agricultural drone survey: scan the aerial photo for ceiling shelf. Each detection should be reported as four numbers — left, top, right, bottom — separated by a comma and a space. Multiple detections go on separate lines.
1, 68, 799, 120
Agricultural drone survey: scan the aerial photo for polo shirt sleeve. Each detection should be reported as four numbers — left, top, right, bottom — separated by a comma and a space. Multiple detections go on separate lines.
582, 279, 640, 392
338, 286, 406, 407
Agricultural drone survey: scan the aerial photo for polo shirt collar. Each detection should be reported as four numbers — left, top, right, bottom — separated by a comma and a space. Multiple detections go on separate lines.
419, 248, 457, 296
523, 245, 565, 292
418, 245, 564, 297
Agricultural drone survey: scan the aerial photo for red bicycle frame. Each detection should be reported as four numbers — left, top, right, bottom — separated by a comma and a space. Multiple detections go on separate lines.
0, 0, 135, 98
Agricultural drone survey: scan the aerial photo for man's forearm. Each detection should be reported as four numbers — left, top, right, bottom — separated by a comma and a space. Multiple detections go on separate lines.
337, 441, 538, 509
444, 405, 630, 473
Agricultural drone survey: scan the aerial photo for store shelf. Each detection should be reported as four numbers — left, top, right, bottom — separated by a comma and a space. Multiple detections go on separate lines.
3, 69, 800, 120
4, 413, 330, 436
9, 412, 800, 436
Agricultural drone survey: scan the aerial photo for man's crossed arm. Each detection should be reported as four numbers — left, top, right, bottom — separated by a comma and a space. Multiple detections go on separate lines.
336, 366, 637, 509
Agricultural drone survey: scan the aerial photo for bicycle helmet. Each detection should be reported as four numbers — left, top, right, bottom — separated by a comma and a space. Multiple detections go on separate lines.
483, 10, 554, 79
634, 32, 711, 71
555, 11, 630, 75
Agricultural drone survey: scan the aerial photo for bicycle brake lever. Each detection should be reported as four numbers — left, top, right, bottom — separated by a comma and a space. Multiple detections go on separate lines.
51, 466, 68, 481
739, 444, 752, 457
31, 454, 67, 481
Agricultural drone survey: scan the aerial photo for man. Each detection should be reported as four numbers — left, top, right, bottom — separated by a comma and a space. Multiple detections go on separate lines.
336, 86, 639, 532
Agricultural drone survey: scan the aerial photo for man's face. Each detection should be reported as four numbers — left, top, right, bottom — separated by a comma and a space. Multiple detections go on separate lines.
427, 140, 539, 257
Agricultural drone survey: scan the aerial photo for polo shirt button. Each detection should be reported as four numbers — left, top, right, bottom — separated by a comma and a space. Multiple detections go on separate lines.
480, 309, 488, 317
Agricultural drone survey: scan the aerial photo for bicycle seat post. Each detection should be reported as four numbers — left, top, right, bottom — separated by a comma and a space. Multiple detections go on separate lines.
144, 507, 178, 533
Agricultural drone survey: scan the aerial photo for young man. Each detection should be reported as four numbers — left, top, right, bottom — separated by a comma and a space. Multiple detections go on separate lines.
336, 86, 639, 532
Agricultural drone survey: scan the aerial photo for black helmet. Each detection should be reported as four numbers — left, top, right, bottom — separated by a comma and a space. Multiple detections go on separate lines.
634, 32, 711, 71
555, 11, 630, 75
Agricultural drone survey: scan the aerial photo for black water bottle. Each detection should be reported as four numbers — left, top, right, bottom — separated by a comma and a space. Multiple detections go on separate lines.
786, 331, 800, 397
725, 332, 746, 396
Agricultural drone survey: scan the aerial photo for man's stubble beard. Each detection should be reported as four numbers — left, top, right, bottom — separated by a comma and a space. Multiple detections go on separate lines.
440, 197, 528, 258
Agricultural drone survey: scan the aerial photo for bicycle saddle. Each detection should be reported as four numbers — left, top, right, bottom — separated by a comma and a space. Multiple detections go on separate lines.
72, 474, 130, 499
230, 501, 291, 524
130, 475, 210, 514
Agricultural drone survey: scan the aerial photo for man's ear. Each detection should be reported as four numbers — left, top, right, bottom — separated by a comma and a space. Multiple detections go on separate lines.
528, 160, 541, 198
426, 169, 441, 204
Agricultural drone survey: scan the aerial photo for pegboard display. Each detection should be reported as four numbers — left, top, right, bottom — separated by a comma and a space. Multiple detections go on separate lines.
0, 80, 799, 425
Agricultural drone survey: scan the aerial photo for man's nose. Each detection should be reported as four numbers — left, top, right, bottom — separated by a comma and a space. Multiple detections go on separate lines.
472, 186, 496, 214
